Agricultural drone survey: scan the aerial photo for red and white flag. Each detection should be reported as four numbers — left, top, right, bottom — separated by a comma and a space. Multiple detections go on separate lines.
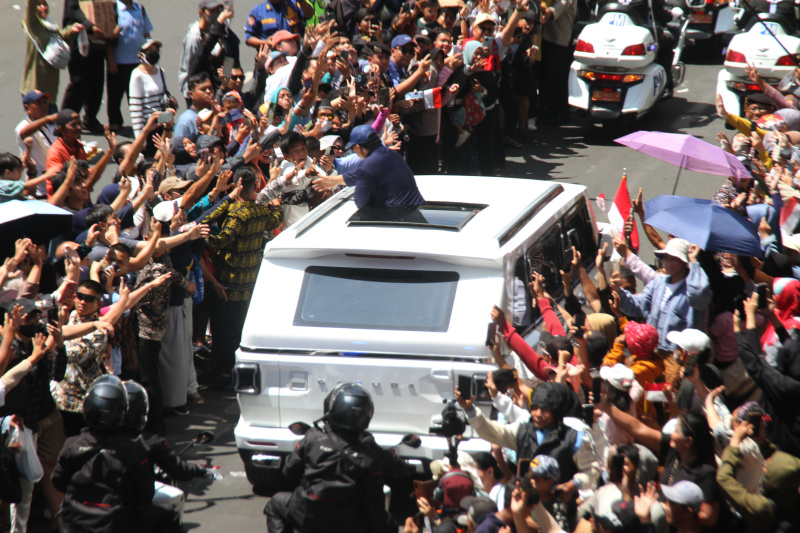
781, 196, 800, 234
607, 173, 640, 252
421, 87, 443, 109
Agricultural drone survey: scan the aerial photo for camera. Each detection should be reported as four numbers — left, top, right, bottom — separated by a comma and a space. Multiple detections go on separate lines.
430, 399, 467, 439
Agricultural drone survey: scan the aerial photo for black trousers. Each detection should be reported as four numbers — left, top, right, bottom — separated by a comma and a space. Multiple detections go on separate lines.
62, 46, 106, 122
264, 491, 293, 533
406, 132, 439, 175
474, 106, 499, 176
138, 337, 165, 435
106, 63, 138, 127
539, 40, 574, 119
207, 290, 251, 375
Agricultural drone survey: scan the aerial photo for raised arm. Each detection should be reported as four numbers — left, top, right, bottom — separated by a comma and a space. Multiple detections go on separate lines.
599, 393, 663, 453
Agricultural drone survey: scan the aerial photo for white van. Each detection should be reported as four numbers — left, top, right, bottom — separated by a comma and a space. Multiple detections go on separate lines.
233, 175, 600, 493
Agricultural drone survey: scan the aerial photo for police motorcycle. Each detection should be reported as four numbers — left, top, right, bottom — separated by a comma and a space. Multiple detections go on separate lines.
151, 430, 217, 525
716, 10, 800, 119
666, 0, 738, 50
568, 0, 687, 126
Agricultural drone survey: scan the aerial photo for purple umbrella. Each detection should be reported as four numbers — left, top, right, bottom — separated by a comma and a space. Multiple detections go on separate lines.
615, 131, 752, 194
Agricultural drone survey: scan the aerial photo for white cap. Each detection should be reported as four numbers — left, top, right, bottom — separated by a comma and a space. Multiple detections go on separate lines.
153, 199, 180, 223
599, 364, 635, 391
653, 238, 690, 263
661, 480, 704, 512
666, 329, 711, 354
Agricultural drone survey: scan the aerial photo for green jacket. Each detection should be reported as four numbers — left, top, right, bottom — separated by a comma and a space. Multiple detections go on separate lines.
717, 445, 800, 533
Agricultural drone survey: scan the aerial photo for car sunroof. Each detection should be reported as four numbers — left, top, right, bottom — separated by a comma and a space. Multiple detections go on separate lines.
346, 202, 487, 231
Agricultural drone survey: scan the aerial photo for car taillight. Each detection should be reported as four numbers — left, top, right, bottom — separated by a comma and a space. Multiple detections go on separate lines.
776, 55, 797, 66
726, 50, 747, 63
726, 81, 765, 93
621, 44, 646, 56
234, 363, 261, 394
576, 40, 594, 53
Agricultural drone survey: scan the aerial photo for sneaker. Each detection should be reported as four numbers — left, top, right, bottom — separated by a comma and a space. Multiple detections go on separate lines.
455, 130, 471, 148
188, 392, 205, 406
527, 118, 538, 131
172, 405, 189, 415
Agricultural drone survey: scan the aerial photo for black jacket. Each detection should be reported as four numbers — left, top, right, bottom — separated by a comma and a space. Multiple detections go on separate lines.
52, 429, 154, 533
282, 423, 409, 533
736, 328, 800, 458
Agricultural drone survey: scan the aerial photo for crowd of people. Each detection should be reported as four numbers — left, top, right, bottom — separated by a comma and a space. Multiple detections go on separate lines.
4, 0, 800, 532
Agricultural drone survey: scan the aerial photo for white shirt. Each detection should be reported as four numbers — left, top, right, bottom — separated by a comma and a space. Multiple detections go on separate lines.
15, 118, 55, 196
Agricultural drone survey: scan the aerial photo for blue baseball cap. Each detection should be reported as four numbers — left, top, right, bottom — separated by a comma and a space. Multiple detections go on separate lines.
22, 90, 50, 105
391, 34, 414, 49
345, 124, 379, 149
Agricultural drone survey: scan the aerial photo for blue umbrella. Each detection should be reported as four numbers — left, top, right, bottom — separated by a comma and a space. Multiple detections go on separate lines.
644, 195, 762, 258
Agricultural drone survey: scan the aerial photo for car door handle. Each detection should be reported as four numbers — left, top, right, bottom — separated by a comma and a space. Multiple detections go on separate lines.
430, 369, 452, 381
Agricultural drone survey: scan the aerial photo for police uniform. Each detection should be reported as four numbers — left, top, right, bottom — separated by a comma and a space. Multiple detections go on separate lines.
52, 429, 154, 533
264, 423, 409, 533
245, 1, 305, 41
342, 144, 426, 209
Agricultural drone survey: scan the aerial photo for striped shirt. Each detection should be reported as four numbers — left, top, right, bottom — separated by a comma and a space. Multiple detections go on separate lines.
129, 67, 167, 136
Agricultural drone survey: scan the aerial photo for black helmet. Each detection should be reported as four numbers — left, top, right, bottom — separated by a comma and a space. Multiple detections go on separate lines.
122, 380, 149, 433
88, 374, 123, 391
326, 382, 373, 432
83, 376, 128, 432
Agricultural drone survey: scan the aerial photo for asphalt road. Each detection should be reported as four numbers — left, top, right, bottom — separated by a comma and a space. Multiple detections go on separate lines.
1, 1, 729, 531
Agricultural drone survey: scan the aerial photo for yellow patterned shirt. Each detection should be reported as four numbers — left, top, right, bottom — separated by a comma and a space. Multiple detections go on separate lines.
204, 199, 283, 301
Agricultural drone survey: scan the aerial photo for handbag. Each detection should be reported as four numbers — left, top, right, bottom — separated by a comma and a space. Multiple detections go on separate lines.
158, 68, 178, 111
23, 21, 71, 70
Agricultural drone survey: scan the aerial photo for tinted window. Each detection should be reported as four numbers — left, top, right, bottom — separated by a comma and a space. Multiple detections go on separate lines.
294, 267, 459, 332
564, 202, 598, 270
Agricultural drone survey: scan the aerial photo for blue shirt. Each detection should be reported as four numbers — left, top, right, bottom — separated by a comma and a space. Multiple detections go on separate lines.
342, 145, 425, 209
387, 60, 407, 87
617, 263, 712, 351
114, 1, 153, 64
245, 1, 305, 41
174, 109, 199, 142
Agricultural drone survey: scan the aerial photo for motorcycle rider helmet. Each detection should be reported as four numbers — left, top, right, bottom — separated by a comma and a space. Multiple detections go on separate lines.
326, 382, 374, 432
83, 375, 128, 432
121, 380, 149, 433
88, 374, 123, 391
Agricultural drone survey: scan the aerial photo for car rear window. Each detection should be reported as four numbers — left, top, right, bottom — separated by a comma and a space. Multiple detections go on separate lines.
294, 267, 459, 331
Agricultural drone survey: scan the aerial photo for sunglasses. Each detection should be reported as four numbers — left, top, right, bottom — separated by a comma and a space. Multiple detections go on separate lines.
75, 292, 99, 303
400, 46, 415, 55
231, 75, 245, 81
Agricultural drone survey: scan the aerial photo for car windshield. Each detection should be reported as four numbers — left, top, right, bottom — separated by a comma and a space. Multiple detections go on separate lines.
294, 267, 459, 331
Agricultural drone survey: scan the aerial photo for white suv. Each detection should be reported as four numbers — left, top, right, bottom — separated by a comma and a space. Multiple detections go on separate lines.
233, 175, 600, 493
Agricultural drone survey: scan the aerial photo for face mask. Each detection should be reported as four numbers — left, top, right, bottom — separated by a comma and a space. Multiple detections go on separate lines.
143, 51, 160, 65
18, 323, 46, 338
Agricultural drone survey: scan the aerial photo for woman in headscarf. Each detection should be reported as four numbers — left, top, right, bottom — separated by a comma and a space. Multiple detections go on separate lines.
586, 312, 619, 347
762, 277, 800, 366
268, 86, 309, 134
441, 41, 500, 176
